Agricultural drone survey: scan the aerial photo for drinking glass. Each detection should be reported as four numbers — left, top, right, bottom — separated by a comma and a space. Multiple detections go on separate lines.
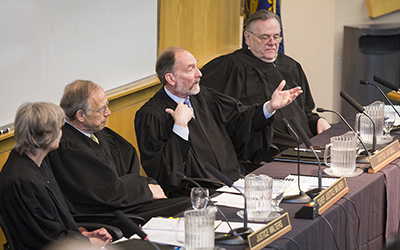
190, 187, 209, 210
271, 179, 285, 212
383, 111, 395, 139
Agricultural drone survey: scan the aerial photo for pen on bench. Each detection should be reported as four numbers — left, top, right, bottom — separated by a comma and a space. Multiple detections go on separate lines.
0, 127, 10, 135
294, 147, 322, 153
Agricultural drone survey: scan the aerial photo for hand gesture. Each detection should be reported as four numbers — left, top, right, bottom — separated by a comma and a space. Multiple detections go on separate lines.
165, 101, 193, 127
266, 80, 303, 113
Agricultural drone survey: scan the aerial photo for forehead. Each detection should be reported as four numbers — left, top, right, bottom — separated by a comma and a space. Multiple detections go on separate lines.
174, 50, 197, 70
252, 18, 281, 34
89, 87, 107, 107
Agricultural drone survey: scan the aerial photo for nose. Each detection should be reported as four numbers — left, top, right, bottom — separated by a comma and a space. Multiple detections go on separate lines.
104, 106, 111, 116
196, 68, 202, 78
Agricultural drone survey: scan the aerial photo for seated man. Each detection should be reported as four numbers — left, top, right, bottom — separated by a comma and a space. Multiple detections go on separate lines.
0, 102, 112, 250
200, 10, 331, 161
48, 80, 190, 236
134, 47, 302, 196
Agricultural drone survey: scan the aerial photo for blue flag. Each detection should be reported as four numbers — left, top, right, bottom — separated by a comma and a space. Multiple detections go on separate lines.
243, 0, 284, 53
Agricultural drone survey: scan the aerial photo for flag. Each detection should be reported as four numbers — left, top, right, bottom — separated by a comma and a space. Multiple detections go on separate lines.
243, 0, 284, 53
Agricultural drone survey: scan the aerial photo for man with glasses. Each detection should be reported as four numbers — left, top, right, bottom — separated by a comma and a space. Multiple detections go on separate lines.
201, 10, 331, 164
48, 80, 190, 237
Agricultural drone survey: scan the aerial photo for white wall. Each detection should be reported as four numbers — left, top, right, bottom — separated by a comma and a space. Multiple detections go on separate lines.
281, 0, 400, 123
0, 0, 157, 128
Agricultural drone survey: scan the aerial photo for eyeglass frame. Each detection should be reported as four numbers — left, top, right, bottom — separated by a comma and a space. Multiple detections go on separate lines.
249, 31, 283, 43
86, 100, 110, 115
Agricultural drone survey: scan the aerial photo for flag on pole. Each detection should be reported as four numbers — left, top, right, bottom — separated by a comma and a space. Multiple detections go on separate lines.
243, 0, 284, 53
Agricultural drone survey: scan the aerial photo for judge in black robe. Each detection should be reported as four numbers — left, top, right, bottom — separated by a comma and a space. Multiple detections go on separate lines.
200, 10, 330, 159
0, 150, 87, 250
134, 47, 302, 196
135, 87, 273, 195
201, 49, 322, 156
48, 80, 190, 236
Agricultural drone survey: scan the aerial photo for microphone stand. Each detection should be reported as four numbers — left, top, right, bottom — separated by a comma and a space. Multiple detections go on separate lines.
175, 172, 245, 245
281, 118, 312, 203
290, 118, 323, 199
316, 107, 371, 156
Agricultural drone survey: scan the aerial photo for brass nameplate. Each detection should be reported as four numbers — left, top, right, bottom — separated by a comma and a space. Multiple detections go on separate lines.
313, 176, 349, 214
368, 140, 400, 173
247, 212, 292, 250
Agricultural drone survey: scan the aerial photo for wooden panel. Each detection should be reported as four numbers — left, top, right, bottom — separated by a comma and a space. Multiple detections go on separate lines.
158, 0, 242, 63
366, 0, 400, 18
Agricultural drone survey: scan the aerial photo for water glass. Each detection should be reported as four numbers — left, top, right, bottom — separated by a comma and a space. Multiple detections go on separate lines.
383, 111, 396, 139
271, 179, 285, 212
184, 207, 216, 250
191, 187, 209, 210
245, 174, 272, 220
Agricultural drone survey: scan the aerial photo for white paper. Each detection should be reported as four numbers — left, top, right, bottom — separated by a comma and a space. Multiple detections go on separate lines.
211, 193, 244, 209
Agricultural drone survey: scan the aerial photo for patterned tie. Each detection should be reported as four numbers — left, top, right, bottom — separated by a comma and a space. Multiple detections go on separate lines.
183, 98, 195, 118
90, 133, 99, 144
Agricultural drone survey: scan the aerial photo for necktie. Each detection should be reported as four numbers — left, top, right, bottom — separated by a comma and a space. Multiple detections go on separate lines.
184, 98, 195, 118
90, 133, 99, 144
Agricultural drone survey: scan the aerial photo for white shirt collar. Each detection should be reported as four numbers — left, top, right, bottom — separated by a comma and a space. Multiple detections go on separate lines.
66, 121, 91, 138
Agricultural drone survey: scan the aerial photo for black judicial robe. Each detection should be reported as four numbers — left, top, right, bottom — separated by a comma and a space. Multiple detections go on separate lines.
134, 87, 273, 194
48, 124, 155, 214
201, 48, 321, 153
0, 150, 86, 250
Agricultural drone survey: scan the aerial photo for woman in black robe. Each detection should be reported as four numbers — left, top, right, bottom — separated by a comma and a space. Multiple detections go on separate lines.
0, 102, 112, 250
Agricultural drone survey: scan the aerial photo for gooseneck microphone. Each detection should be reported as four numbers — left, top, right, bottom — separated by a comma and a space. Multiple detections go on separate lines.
290, 117, 323, 198
281, 118, 312, 204
113, 210, 160, 250
360, 80, 400, 119
175, 172, 245, 245
374, 75, 399, 92
340, 90, 377, 153
316, 107, 371, 156
204, 163, 253, 239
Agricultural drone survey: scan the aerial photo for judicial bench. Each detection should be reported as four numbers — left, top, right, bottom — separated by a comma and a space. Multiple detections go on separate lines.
209, 119, 400, 250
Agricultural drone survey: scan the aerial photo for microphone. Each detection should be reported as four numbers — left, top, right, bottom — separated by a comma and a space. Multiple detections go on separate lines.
360, 80, 400, 119
113, 210, 160, 250
340, 90, 377, 152
316, 107, 371, 156
290, 117, 323, 198
373, 75, 399, 92
281, 118, 312, 203
175, 172, 245, 245
204, 163, 253, 239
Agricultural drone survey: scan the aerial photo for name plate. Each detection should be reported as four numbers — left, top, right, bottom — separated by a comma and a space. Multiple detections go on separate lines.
368, 140, 400, 173
247, 212, 291, 250
313, 176, 349, 214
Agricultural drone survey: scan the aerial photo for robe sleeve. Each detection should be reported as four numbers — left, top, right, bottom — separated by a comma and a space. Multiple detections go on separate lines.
134, 105, 191, 192
204, 88, 274, 164
0, 177, 85, 249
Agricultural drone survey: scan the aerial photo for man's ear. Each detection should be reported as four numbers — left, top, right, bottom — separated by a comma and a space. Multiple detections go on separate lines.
165, 73, 176, 86
75, 110, 86, 123
244, 30, 251, 47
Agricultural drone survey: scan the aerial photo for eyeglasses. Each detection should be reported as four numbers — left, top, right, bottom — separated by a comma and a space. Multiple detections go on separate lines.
250, 31, 282, 43
86, 100, 109, 115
